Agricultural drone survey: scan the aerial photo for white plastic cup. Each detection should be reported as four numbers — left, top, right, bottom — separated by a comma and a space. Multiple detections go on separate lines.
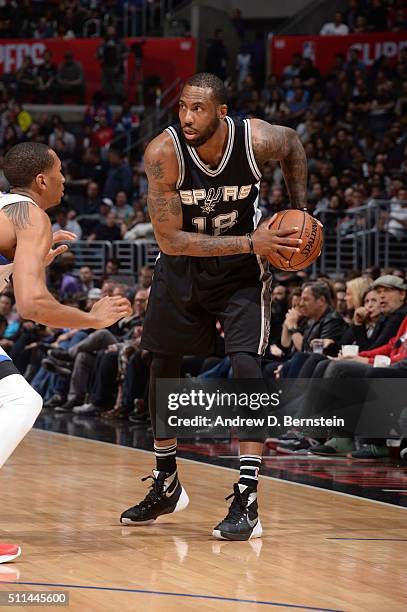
342, 345, 359, 357
312, 339, 324, 354
373, 355, 391, 368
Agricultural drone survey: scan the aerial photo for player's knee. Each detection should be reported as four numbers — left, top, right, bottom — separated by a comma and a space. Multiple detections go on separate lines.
229, 352, 262, 378
22, 385, 43, 423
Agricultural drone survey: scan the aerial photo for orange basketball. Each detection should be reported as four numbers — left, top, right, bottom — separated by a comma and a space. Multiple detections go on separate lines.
267, 210, 323, 271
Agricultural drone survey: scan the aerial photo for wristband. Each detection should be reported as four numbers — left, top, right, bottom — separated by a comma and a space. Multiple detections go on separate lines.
246, 232, 254, 254
287, 328, 301, 334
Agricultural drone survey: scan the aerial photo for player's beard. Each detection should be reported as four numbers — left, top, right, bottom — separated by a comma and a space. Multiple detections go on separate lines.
182, 116, 220, 148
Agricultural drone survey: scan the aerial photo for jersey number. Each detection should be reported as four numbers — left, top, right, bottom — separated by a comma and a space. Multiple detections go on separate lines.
192, 211, 238, 236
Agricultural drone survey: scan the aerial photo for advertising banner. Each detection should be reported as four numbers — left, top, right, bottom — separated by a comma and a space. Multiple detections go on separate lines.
270, 31, 407, 76
0, 37, 196, 102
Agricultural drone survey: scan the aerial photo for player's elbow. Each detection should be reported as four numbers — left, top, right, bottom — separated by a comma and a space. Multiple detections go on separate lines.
16, 300, 37, 321
15, 292, 43, 321
158, 241, 177, 256
156, 232, 182, 256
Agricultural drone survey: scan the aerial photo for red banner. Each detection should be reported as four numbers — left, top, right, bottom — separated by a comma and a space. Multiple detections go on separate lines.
270, 31, 407, 76
0, 37, 196, 102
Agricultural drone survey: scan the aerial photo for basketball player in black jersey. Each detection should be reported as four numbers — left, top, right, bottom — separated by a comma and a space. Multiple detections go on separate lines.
121, 73, 308, 540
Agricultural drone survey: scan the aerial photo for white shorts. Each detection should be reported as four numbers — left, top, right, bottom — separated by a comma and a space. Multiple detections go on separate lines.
0, 346, 11, 362
0, 347, 16, 380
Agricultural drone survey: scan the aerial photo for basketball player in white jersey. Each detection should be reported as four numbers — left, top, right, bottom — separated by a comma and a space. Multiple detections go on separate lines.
0, 142, 132, 563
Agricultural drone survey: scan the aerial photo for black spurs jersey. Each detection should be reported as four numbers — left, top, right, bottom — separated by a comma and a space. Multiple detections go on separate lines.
165, 116, 263, 237
141, 118, 272, 357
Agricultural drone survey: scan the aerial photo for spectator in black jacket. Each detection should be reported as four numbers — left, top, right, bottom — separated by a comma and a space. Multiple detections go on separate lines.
87, 211, 123, 243
298, 281, 346, 354
268, 281, 347, 379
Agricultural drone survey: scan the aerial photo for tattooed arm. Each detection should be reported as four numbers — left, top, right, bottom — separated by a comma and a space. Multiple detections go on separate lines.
145, 133, 301, 257
12, 205, 131, 328
251, 119, 308, 209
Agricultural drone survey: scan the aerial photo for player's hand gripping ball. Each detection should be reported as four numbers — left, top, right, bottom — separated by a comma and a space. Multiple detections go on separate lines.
267, 210, 323, 271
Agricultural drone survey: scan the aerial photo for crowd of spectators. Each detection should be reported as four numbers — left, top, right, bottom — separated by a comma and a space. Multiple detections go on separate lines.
1, 40, 406, 245
0, 0, 406, 462
0, 92, 149, 242
0, 0, 128, 40
320, 0, 407, 36
1, 24, 129, 104
1, 258, 407, 462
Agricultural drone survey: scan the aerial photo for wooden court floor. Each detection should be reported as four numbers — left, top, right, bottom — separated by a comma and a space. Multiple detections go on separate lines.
0, 429, 406, 611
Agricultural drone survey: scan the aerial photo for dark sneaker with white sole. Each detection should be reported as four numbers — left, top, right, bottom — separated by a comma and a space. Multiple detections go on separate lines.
349, 444, 390, 460
120, 470, 189, 525
213, 483, 262, 541
277, 437, 319, 454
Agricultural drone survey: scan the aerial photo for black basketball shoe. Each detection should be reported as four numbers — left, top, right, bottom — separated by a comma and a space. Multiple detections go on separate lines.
212, 483, 262, 541
120, 470, 189, 525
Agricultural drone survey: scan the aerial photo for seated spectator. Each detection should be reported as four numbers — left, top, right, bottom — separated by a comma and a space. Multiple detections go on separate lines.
33, 15, 55, 39
310, 311, 407, 459
282, 53, 302, 88
91, 116, 114, 149
85, 91, 112, 125
56, 51, 85, 103
343, 276, 373, 323
46, 259, 81, 300
114, 191, 133, 223
134, 266, 154, 292
0, 315, 7, 342
296, 274, 407, 379
73, 180, 102, 216
354, 14, 368, 33
123, 211, 154, 241
387, 187, 407, 240
103, 259, 120, 279
73, 287, 150, 416
268, 285, 289, 346
87, 211, 123, 242
47, 287, 148, 414
320, 11, 349, 35
257, 181, 272, 216
115, 101, 140, 136
78, 266, 96, 294
0, 292, 20, 351
287, 87, 309, 126
48, 122, 76, 154
52, 208, 82, 239
265, 281, 347, 379
68, 148, 107, 188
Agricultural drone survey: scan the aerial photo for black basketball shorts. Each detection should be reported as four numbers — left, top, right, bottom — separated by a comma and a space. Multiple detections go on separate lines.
140, 253, 272, 357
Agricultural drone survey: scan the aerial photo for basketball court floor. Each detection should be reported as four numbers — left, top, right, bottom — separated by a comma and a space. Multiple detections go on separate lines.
0, 413, 406, 611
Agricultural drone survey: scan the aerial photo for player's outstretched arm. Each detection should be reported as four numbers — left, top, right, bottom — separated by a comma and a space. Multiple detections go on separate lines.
12, 205, 131, 328
250, 119, 308, 210
145, 134, 301, 258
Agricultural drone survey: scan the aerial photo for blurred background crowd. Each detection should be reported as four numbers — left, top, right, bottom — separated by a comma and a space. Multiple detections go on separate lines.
0, 0, 406, 460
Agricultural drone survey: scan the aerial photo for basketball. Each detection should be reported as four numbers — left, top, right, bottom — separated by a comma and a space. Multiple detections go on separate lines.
267, 210, 323, 271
